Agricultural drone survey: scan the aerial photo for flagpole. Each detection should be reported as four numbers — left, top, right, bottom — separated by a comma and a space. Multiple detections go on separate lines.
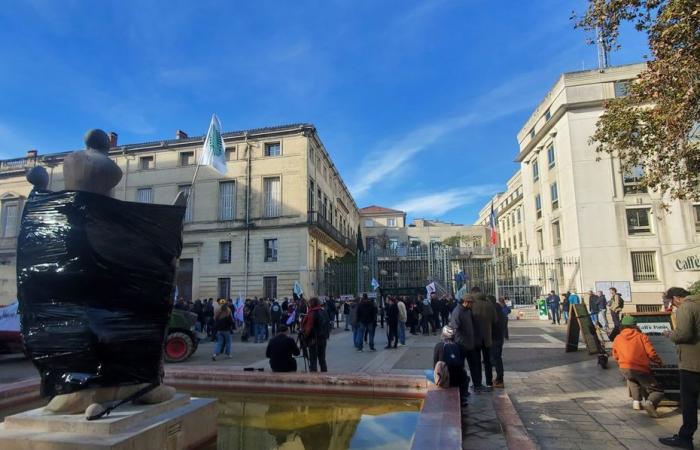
190, 163, 201, 186
493, 243, 499, 299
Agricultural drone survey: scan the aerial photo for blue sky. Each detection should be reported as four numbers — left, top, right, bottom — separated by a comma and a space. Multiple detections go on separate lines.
0, 0, 648, 223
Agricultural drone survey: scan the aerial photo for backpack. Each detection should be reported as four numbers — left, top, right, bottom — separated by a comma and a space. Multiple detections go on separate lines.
315, 309, 332, 340
434, 361, 450, 388
272, 303, 280, 313
618, 295, 625, 310
442, 342, 462, 367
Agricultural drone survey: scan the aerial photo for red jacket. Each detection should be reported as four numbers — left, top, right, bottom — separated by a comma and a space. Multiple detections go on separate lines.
612, 327, 662, 373
302, 306, 323, 339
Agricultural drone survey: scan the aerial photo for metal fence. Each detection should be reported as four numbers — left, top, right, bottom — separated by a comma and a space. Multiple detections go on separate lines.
323, 244, 580, 306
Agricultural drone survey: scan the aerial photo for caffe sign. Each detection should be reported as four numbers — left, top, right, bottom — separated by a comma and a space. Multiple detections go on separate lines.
666, 246, 700, 272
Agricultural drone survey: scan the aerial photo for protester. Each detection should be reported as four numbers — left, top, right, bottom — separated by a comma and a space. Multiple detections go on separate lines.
588, 291, 600, 326
597, 290, 609, 329
397, 297, 407, 346
270, 299, 282, 335
301, 297, 331, 372
343, 300, 351, 331
433, 326, 470, 407
266, 325, 300, 372
420, 296, 433, 336
609, 287, 624, 330
449, 293, 476, 391
470, 286, 498, 391
253, 299, 270, 344
212, 300, 233, 361
561, 293, 570, 325
612, 315, 664, 418
385, 296, 399, 349
430, 293, 441, 332
498, 297, 511, 340
357, 294, 378, 351
568, 291, 581, 305
408, 300, 420, 335
490, 295, 508, 388
546, 291, 561, 325
660, 287, 699, 449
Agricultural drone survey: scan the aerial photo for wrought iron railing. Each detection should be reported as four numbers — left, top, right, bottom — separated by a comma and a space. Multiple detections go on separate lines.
307, 211, 357, 253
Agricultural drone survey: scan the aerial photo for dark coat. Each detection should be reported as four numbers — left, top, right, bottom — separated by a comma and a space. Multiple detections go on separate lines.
588, 295, 600, 313
266, 334, 300, 372
449, 304, 476, 351
471, 295, 498, 348
386, 303, 399, 326
357, 300, 377, 325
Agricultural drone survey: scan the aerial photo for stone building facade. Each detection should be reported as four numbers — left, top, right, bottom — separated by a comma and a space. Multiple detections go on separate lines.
0, 124, 359, 303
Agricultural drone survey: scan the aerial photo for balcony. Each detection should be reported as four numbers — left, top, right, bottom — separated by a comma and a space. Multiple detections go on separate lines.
0, 157, 36, 174
449, 246, 494, 259
307, 211, 357, 254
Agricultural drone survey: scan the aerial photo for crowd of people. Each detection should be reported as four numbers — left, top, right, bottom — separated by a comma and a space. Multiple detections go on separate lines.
544, 288, 624, 329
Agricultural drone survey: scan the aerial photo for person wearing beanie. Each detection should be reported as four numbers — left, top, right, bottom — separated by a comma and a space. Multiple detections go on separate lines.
660, 287, 700, 449
433, 326, 469, 407
612, 314, 664, 418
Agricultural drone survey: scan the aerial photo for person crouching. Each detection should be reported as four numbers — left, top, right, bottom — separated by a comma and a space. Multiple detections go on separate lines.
433, 326, 470, 408
266, 325, 300, 372
612, 315, 665, 417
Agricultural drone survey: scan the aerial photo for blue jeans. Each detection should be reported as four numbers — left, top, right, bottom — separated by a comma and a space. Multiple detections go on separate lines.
549, 306, 560, 324
354, 324, 363, 349
590, 312, 598, 325
365, 323, 376, 350
562, 310, 569, 323
398, 322, 406, 345
215, 331, 232, 356
255, 323, 266, 343
344, 314, 350, 330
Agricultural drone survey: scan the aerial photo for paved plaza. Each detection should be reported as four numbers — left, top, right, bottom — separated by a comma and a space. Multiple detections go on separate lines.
0, 318, 690, 449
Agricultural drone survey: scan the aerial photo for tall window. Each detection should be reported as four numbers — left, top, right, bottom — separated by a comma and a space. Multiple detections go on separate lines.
219, 181, 235, 220
263, 276, 277, 299
136, 187, 153, 204
179, 151, 195, 166
388, 238, 399, 250
308, 180, 315, 212
387, 218, 396, 227
264, 239, 278, 262
623, 165, 647, 194
264, 142, 281, 157
550, 182, 559, 210
544, 109, 551, 122
225, 147, 235, 161
535, 194, 542, 219
219, 241, 231, 264
547, 145, 555, 168
532, 161, 539, 181
517, 208, 521, 223
139, 156, 154, 170
1, 203, 19, 238
695, 205, 700, 232
178, 185, 193, 222
263, 177, 281, 217
626, 208, 652, 235
552, 220, 561, 246
536, 228, 544, 251
631, 251, 658, 281
217, 278, 231, 300
518, 232, 522, 248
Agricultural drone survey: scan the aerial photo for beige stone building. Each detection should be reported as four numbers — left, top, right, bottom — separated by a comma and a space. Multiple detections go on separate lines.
477, 63, 699, 305
0, 124, 359, 303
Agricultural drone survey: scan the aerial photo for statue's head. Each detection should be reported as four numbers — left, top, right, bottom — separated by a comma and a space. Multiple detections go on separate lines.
84, 129, 111, 154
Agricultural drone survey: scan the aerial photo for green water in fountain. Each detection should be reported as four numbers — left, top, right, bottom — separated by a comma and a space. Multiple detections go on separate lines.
194, 392, 422, 450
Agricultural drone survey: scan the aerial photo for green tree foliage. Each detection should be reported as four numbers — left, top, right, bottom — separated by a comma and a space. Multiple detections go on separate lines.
575, 0, 700, 201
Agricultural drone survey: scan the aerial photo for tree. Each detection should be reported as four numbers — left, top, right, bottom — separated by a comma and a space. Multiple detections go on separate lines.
575, 0, 700, 201
442, 234, 464, 247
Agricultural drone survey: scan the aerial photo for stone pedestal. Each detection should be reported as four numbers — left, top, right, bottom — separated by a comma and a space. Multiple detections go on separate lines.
0, 393, 217, 450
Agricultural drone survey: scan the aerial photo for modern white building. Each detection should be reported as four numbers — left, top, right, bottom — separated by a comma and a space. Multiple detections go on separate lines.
509, 63, 699, 305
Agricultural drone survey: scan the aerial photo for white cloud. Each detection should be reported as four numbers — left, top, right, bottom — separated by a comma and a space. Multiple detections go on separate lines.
392, 185, 499, 217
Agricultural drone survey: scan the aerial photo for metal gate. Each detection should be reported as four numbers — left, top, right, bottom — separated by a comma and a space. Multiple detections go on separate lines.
324, 245, 580, 306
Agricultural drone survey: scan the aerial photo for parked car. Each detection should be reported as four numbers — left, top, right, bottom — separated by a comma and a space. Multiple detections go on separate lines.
164, 310, 202, 363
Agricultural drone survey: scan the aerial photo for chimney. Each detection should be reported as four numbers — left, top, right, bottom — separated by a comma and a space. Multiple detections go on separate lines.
108, 132, 118, 148
26, 149, 38, 158
176, 130, 188, 140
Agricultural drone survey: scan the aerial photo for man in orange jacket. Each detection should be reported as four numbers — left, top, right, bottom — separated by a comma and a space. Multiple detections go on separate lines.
612, 315, 665, 418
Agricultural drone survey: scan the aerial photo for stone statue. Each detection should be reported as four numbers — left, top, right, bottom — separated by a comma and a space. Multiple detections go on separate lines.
21, 129, 187, 419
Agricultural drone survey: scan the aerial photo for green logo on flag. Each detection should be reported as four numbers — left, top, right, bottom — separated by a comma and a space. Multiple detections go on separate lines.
209, 125, 223, 157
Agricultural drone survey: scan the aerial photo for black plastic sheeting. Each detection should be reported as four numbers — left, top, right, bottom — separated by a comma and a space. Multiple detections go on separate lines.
17, 190, 185, 397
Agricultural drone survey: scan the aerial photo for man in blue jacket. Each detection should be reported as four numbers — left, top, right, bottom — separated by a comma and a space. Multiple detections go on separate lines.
546, 291, 560, 325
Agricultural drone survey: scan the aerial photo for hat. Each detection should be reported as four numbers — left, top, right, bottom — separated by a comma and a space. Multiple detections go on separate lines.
217, 299, 227, 305
621, 315, 637, 326
441, 326, 455, 339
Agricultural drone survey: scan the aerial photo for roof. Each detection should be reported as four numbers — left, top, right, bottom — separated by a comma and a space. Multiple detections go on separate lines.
359, 205, 406, 215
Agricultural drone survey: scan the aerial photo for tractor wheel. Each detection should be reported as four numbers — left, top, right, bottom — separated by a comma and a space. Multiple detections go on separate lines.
165, 332, 194, 363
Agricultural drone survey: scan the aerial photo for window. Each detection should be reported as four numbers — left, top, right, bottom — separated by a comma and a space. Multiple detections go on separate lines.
309, 147, 315, 164
544, 109, 551, 122
308, 180, 315, 212
364, 219, 373, 227
264, 142, 281, 157
217, 278, 231, 300
263, 276, 277, 299
695, 205, 700, 232
535, 194, 542, 219
264, 239, 278, 262
263, 177, 281, 217
219, 241, 231, 264
139, 156, 154, 170
387, 218, 396, 227
219, 181, 235, 220
529, 127, 535, 139
614, 80, 631, 98
178, 185, 193, 222
388, 238, 399, 250
532, 160, 539, 181
536, 228, 544, 251
225, 147, 235, 161
552, 221, 561, 246
366, 237, 377, 248
136, 187, 153, 204
623, 165, 647, 194
550, 182, 559, 210
631, 251, 658, 281
517, 208, 522, 223
547, 145, 555, 168
179, 151, 195, 166
1, 203, 19, 238
518, 232, 522, 248
626, 208, 652, 235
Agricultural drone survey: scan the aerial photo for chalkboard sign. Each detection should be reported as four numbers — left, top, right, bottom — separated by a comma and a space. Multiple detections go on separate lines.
566, 304, 603, 355
628, 311, 674, 334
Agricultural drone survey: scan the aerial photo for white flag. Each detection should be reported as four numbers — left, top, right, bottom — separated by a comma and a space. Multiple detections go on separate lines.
371, 278, 380, 291
426, 282, 436, 296
293, 281, 304, 297
199, 114, 227, 175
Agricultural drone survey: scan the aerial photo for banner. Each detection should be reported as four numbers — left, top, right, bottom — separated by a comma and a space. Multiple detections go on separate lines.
198, 114, 227, 175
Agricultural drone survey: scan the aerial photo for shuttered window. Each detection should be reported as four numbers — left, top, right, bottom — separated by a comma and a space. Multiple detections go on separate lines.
136, 187, 153, 204
2, 203, 19, 238
263, 177, 281, 217
631, 251, 658, 281
219, 181, 235, 221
